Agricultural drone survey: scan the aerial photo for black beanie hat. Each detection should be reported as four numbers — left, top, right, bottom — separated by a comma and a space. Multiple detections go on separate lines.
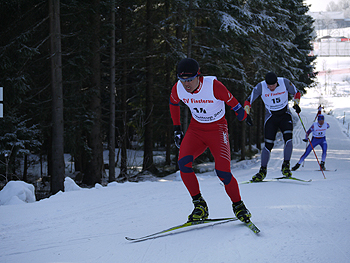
177, 58, 200, 78
265, 72, 277, 85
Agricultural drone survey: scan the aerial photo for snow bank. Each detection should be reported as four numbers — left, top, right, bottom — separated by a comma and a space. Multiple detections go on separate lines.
0, 177, 99, 206
64, 176, 81, 192
0, 181, 36, 205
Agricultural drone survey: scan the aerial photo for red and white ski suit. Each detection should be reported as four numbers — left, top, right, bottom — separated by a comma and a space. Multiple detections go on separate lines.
169, 76, 246, 202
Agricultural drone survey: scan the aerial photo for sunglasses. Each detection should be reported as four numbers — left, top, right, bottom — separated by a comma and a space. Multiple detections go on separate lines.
177, 74, 198, 82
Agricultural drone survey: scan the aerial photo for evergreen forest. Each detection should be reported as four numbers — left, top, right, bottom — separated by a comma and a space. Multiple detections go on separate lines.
0, 0, 317, 195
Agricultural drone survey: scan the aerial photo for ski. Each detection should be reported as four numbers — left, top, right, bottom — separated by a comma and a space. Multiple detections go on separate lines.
125, 217, 237, 242
315, 169, 337, 172
245, 220, 260, 234
240, 179, 278, 184
274, 176, 312, 182
240, 176, 311, 184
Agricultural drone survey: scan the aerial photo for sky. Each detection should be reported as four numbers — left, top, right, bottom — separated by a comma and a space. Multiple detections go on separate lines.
1, 57, 350, 262
305, 0, 333, 12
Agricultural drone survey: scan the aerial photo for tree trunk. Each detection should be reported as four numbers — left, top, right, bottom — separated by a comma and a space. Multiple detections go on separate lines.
174, 2, 183, 169
143, 0, 157, 173
83, 0, 103, 186
165, 0, 171, 165
119, 61, 128, 179
118, 2, 128, 182
183, 0, 193, 133
109, 0, 116, 182
49, 0, 65, 194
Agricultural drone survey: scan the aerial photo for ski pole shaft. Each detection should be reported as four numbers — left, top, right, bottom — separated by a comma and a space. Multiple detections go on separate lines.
297, 113, 326, 179
302, 141, 307, 167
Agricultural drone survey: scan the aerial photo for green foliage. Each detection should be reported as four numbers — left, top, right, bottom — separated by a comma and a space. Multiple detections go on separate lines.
0, 113, 42, 179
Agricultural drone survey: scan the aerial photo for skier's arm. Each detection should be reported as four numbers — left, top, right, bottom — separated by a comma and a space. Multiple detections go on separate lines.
213, 79, 246, 121
283, 78, 301, 104
305, 124, 314, 140
169, 84, 181, 126
283, 78, 301, 113
169, 84, 184, 148
243, 83, 262, 115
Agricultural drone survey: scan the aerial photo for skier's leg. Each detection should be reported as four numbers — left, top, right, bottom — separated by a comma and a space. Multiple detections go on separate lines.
321, 138, 328, 162
178, 128, 207, 197
279, 113, 293, 162
206, 123, 251, 222
205, 123, 241, 203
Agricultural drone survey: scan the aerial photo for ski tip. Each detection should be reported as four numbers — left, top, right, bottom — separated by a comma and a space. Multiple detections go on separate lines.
240, 179, 268, 184
239, 180, 251, 184
125, 236, 136, 241
275, 176, 312, 182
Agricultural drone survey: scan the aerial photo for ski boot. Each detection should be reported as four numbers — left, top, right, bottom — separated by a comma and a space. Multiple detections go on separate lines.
281, 160, 292, 177
251, 166, 267, 182
291, 163, 300, 171
232, 200, 251, 223
320, 161, 326, 171
188, 195, 209, 222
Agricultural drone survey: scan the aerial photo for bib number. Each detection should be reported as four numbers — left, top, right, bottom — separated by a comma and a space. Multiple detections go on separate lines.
272, 97, 281, 104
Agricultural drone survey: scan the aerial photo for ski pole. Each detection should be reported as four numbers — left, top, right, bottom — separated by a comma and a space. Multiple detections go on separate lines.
297, 113, 326, 179
302, 140, 307, 167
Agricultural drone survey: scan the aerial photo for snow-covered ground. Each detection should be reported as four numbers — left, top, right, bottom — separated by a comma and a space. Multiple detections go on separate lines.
1, 56, 350, 263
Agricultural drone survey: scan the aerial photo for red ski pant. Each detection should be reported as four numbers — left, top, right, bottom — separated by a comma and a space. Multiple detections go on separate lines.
178, 120, 241, 203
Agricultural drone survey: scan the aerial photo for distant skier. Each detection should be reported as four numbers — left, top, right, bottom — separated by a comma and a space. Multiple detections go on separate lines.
314, 104, 324, 121
244, 72, 301, 181
292, 114, 330, 171
169, 58, 252, 223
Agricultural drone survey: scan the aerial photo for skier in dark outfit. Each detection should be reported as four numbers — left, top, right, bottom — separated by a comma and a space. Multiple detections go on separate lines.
244, 72, 301, 181
169, 58, 252, 223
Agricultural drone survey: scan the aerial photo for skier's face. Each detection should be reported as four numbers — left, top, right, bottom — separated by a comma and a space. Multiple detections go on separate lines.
318, 120, 324, 125
267, 83, 277, 91
180, 76, 200, 93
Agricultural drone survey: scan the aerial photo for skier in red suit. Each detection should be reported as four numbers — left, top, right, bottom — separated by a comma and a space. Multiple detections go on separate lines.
169, 58, 253, 223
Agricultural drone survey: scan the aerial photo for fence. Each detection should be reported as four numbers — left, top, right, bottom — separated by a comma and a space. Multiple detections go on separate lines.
313, 41, 350, 56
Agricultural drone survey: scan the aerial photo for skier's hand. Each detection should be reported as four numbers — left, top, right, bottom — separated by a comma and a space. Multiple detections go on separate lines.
244, 105, 250, 115
293, 104, 301, 114
303, 138, 308, 142
173, 126, 183, 149
245, 114, 253, 126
